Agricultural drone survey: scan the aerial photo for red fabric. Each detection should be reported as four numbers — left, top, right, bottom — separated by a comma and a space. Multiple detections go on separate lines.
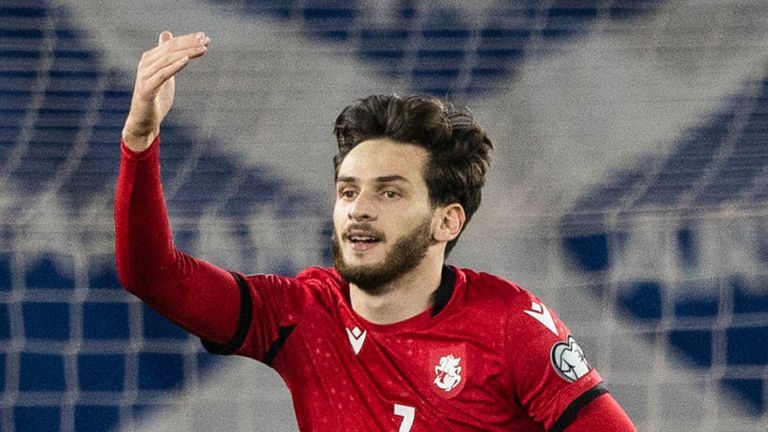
114, 137, 635, 431
565, 393, 637, 431
115, 137, 241, 344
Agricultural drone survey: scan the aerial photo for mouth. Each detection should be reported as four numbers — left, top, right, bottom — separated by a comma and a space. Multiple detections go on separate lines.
343, 229, 384, 252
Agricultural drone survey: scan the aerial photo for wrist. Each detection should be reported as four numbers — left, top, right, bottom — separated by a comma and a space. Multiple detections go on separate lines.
121, 128, 157, 153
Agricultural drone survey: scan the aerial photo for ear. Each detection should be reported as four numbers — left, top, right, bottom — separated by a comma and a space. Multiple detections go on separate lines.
433, 204, 466, 243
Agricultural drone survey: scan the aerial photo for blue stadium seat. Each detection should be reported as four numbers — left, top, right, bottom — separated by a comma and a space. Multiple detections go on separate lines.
675, 228, 699, 268
22, 302, 70, 340
0, 353, 5, 392
674, 295, 718, 319
138, 352, 185, 391
83, 302, 130, 340
15, 406, 61, 432
473, 23, 527, 88
617, 280, 663, 322
0, 28, 44, 39
0, 303, 10, 340
542, 2, 599, 39
19, 353, 66, 391
0, 5, 48, 19
562, 233, 611, 272
301, 0, 358, 41
24, 253, 75, 289
86, 254, 122, 290
41, 89, 92, 109
668, 330, 712, 367
229, 0, 667, 96
694, 168, 756, 206
0, 48, 42, 72
721, 378, 765, 414
0, 252, 12, 291
410, 11, 470, 95
142, 304, 188, 340
609, 0, 665, 19
47, 69, 99, 90
78, 354, 125, 392
726, 326, 768, 365
729, 275, 768, 314
359, 29, 409, 70
75, 405, 120, 432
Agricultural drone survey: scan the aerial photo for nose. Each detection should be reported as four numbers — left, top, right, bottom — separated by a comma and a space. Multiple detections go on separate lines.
348, 190, 377, 221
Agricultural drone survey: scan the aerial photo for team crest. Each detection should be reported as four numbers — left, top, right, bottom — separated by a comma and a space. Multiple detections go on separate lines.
428, 344, 467, 397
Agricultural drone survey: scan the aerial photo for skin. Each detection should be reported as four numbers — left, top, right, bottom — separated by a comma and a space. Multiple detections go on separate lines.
122, 31, 209, 152
334, 139, 466, 324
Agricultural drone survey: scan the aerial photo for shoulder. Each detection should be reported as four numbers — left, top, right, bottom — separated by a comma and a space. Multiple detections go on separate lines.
295, 266, 345, 287
237, 267, 345, 305
293, 266, 347, 304
241, 267, 343, 287
456, 267, 539, 311
455, 267, 564, 338
237, 267, 347, 318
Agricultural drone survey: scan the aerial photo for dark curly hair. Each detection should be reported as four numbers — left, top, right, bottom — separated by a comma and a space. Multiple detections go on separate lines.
333, 95, 493, 255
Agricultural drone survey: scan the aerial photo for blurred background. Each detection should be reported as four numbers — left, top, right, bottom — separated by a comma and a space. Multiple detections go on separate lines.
1, 0, 767, 430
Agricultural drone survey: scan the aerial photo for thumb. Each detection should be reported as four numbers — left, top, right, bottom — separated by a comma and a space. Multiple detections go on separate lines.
158, 31, 173, 45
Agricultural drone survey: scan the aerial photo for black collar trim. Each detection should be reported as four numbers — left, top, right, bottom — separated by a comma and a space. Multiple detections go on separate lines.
431, 265, 456, 317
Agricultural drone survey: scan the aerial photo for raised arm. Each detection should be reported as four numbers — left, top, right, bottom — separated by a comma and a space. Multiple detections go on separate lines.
114, 31, 242, 346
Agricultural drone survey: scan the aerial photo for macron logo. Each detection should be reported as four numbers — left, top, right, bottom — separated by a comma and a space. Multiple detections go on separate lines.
346, 326, 367, 355
524, 302, 559, 336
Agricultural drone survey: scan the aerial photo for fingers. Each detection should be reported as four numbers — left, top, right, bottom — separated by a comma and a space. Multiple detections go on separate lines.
159, 30, 173, 45
142, 32, 209, 73
142, 44, 207, 80
144, 55, 191, 93
135, 31, 209, 97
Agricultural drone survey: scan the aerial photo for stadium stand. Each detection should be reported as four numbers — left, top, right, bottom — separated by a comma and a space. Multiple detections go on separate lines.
1, 1, 321, 430
2, 0, 767, 430
561, 74, 768, 414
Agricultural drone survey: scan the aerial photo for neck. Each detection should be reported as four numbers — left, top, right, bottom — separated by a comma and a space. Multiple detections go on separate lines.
349, 249, 444, 325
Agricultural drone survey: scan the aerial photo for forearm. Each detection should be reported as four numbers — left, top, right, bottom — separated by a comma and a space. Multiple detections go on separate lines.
114, 137, 173, 288
114, 136, 241, 343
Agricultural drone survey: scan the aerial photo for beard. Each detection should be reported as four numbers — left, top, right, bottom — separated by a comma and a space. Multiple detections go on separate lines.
332, 217, 434, 295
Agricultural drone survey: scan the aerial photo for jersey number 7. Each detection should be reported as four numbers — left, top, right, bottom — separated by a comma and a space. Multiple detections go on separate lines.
394, 404, 415, 432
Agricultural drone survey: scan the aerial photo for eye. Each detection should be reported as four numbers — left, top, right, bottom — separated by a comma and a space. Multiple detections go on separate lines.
338, 189, 357, 200
382, 190, 400, 199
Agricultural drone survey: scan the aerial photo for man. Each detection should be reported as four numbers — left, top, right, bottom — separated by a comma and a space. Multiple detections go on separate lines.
115, 31, 636, 431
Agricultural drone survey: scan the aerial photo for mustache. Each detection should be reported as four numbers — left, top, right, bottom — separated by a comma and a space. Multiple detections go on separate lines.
340, 223, 386, 241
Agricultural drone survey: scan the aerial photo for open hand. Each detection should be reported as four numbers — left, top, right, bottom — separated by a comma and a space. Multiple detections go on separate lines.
122, 31, 210, 152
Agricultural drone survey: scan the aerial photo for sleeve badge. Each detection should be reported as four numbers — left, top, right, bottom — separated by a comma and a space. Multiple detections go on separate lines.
550, 335, 592, 383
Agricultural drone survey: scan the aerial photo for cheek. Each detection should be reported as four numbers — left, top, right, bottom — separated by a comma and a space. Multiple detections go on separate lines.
333, 202, 347, 227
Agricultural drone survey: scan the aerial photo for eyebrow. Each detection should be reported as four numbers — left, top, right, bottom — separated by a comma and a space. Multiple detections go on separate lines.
336, 175, 412, 184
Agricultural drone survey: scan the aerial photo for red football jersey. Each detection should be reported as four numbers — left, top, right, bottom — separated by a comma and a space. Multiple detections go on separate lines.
115, 138, 615, 431
204, 266, 603, 431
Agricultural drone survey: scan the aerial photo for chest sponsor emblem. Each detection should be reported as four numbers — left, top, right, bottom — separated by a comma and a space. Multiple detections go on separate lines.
346, 326, 366, 355
551, 335, 591, 382
428, 344, 467, 397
